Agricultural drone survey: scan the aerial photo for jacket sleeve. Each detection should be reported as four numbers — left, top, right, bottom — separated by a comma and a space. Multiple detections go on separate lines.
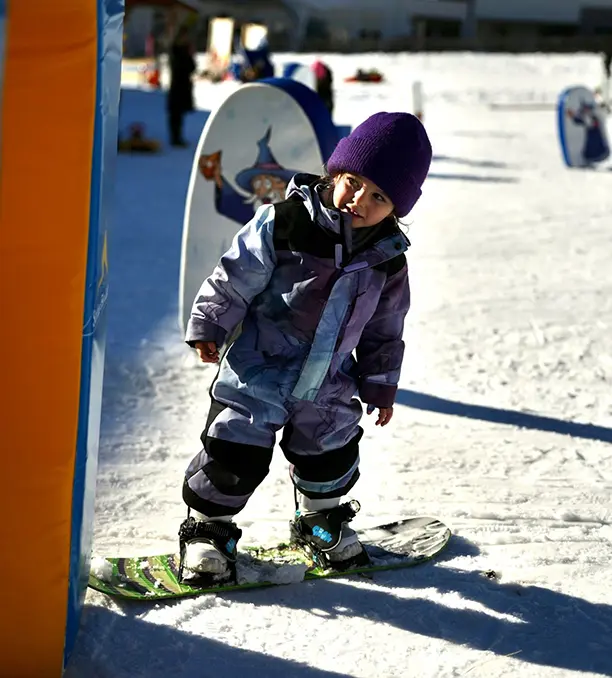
355, 257, 410, 408
185, 204, 277, 347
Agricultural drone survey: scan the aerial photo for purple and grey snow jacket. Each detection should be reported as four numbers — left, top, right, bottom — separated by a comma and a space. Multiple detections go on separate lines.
186, 174, 411, 409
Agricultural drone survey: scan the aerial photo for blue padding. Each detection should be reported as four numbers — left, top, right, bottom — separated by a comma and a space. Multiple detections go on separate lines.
0, 0, 6, 134
64, 0, 124, 667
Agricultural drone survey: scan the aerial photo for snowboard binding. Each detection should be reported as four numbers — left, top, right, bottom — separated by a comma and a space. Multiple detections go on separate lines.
178, 514, 242, 585
290, 499, 371, 571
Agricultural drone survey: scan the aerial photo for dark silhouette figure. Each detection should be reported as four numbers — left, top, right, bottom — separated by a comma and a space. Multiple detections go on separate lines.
312, 60, 334, 116
167, 26, 195, 147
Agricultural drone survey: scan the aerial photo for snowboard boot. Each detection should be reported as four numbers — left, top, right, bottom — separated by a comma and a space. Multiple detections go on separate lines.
290, 497, 370, 571
178, 511, 242, 584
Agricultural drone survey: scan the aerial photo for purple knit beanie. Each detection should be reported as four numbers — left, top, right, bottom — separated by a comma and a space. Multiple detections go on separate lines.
326, 112, 432, 218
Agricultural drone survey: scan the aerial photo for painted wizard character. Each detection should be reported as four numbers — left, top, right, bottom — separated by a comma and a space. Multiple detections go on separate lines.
199, 128, 299, 225
567, 100, 610, 165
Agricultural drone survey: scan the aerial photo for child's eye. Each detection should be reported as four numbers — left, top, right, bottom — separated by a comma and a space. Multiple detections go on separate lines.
373, 193, 386, 202
347, 175, 359, 188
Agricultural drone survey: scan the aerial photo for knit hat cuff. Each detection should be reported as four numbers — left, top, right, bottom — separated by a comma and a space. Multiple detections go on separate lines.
327, 136, 421, 218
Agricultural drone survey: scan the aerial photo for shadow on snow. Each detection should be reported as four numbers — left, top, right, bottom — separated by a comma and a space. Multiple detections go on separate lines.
71, 535, 611, 676
395, 389, 612, 444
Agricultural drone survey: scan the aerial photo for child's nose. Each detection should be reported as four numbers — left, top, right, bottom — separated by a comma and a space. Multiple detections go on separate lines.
353, 187, 366, 205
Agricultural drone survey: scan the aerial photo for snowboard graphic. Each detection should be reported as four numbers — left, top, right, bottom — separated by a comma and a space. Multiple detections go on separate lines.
89, 516, 451, 601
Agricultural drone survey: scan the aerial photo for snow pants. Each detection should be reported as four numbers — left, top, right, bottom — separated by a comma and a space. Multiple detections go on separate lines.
183, 355, 364, 518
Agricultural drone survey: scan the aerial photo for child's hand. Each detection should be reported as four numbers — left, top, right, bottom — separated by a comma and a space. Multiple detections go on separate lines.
366, 405, 394, 427
194, 341, 219, 363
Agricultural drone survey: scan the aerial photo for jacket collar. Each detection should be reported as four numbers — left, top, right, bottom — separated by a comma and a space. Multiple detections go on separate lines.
284, 173, 409, 268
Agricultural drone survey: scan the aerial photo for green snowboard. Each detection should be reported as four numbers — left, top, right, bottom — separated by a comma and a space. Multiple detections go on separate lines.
88, 516, 451, 601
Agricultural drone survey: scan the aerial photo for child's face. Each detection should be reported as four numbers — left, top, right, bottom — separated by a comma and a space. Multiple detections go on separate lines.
332, 172, 394, 228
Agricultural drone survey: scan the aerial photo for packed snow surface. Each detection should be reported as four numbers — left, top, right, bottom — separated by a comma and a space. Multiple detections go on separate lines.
65, 52, 612, 678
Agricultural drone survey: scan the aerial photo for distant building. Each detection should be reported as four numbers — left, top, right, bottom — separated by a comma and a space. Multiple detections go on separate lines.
281, 0, 612, 47
124, 0, 297, 57
473, 0, 612, 43
123, 0, 612, 55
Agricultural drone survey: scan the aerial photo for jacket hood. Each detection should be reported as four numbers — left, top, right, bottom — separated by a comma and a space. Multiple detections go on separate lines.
285, 173, 343, 236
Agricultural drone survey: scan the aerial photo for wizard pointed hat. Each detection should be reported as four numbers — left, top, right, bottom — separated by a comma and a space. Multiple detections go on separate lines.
235, 128, 298, 191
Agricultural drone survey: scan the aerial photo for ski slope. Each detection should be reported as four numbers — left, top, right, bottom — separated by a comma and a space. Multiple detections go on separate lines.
65, 52, 612, 678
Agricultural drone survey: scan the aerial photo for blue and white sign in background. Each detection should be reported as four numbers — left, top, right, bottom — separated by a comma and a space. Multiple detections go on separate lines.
557, 85, 610, 168
179, 77, 341, 335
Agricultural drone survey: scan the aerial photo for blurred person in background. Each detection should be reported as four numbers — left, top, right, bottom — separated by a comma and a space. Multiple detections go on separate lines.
312, 60, 334, 116
239, 36, 275, 82
167, 25, 196, 147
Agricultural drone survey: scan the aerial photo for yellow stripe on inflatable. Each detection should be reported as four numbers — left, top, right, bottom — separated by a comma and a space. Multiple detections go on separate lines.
0, 1, 97, 676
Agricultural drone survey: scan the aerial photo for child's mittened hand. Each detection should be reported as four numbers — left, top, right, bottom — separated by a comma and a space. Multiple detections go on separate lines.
367, 405, 394, 427
194, 341, 219, 363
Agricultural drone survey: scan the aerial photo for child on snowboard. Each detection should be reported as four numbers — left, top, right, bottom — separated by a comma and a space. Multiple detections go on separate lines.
180, 112, 432, 582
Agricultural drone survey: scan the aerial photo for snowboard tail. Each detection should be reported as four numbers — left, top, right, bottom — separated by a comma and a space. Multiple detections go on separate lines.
88, 516, 451, 601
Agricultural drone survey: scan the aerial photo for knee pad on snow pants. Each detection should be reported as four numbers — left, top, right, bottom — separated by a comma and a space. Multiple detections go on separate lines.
183, 435, 274, 517
280, 425, 363, 499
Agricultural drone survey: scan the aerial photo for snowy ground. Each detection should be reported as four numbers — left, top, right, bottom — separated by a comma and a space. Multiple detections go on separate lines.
65, 53, 612, 678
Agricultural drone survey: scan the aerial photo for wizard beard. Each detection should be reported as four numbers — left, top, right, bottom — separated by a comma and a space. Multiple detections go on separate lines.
245, 189, 285, 211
